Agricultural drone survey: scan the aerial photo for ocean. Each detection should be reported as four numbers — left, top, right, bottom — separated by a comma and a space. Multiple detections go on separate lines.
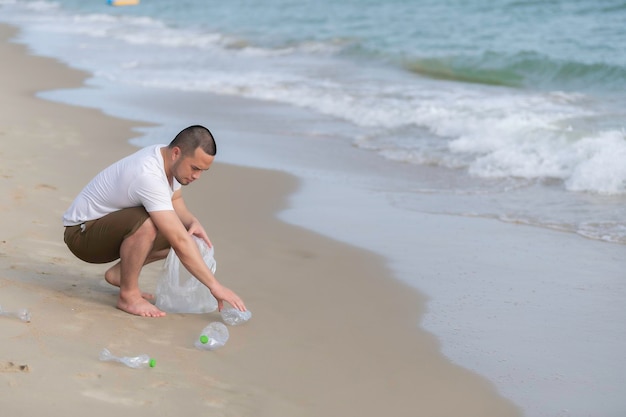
1, 0, 625, 416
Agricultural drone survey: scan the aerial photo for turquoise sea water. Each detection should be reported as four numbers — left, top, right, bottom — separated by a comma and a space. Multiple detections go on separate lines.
29, 0, 626, 92
2, 0, 625, 243
1, 1, 625, 416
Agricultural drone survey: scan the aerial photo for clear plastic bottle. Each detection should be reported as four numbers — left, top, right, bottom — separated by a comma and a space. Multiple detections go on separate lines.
220, 307, 252, 326
195, 322, 229, 350
0, 305, 31, 322
99, 348, 156, 369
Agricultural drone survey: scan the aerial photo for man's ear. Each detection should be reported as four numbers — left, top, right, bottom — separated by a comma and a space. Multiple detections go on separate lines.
171, 146, 182, 160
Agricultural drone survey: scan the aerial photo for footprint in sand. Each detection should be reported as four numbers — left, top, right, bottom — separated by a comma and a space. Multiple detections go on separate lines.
0, 361, 30, 373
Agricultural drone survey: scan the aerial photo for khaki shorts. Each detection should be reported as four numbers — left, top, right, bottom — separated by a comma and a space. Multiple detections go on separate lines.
64, 207, 170, 264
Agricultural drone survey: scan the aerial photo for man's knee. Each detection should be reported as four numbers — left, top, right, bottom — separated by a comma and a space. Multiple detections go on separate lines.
134, 217, 158, 237
126, 217, 170, 252
126, 217, 160, 244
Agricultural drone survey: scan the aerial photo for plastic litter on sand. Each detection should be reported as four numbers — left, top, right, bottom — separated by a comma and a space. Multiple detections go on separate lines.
99, 348, 156, 369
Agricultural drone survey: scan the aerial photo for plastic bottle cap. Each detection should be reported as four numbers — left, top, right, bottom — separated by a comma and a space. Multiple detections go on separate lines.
200, 335, 209, 344
149, 358, 156, 368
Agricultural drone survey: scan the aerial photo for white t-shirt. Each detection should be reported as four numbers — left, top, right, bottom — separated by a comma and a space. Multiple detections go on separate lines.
63, 144, 181, 226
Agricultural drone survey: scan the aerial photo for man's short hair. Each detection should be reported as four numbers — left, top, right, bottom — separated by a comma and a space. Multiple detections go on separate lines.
168, 125, 217, 156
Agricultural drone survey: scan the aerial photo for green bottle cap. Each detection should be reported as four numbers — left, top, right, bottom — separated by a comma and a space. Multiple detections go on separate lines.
200, 335, 209, 344
149, 358, 156, 368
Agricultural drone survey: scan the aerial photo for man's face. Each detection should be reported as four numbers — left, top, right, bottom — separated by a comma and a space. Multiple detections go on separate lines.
172, 147, 214, 185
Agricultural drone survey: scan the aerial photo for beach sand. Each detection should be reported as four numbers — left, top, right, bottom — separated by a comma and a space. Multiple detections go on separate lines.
0, 24, 521, 417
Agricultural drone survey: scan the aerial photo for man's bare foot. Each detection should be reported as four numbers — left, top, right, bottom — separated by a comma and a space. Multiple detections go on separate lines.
105, 264, 154, 301
117, 294, 166, 318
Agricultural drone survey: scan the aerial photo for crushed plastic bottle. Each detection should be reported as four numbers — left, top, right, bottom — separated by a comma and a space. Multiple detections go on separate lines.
99, 348, 156, 369
0, 304, 31, 322
220, 307, 252, 326
195, 322, 229, 350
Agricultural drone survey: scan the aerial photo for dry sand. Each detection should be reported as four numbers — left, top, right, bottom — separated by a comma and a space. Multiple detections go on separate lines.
0, 24, 520, 417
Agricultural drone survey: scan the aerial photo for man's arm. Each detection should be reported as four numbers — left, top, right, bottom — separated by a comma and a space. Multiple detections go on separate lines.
172, 190, 211, 247
149, 208, 245, 311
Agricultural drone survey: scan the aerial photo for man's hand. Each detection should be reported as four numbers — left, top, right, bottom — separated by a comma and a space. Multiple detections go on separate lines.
187, 219, 212, 248
210, 283, 246, 312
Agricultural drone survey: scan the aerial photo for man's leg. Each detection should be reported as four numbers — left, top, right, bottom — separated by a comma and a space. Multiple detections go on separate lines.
104, 249, 169, 300
114, 217, 167, 317
64, 207, 171, 316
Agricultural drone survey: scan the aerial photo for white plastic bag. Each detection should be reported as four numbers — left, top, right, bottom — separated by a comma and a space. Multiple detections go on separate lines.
155, 236, 218, 313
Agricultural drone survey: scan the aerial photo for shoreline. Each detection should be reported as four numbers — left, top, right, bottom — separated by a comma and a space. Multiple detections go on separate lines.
0, 23, 521, 417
